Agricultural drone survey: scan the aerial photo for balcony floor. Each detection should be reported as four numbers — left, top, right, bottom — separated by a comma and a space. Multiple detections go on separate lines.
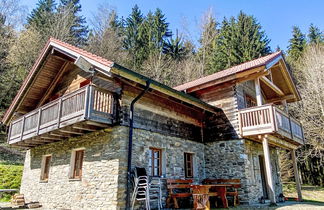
11, 120, 110, 148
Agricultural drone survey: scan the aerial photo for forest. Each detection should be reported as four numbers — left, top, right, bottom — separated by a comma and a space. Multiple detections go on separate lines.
0, 0, 323, 188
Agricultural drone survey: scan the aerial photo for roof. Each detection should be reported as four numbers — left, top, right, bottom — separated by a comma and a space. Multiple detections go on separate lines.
2, 38, 220, 124
174, 51, 282, 91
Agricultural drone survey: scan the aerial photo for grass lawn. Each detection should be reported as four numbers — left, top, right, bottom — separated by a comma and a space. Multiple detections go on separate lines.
283, 183, 324, 202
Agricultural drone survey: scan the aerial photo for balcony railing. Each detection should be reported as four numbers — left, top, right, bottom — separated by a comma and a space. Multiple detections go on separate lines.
8, 85, 116, 146
238, 104, 304, 145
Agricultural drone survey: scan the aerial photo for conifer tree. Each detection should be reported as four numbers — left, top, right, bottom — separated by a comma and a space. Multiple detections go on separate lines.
58, 0, 88, 45
308, 23, 323, 45
26, 0, 55, 33
211, 11, 271, 73
287, 26, 306, 62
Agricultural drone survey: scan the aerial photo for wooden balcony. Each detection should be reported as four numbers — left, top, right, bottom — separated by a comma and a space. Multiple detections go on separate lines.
8, 85, 117, 148
238, 104, 304, 146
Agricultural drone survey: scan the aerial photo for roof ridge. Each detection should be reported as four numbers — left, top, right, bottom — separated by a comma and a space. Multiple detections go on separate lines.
174, 51, 282, 91
49, 37, 113, 66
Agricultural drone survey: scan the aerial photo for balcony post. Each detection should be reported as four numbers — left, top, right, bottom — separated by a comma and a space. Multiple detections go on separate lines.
262, 136, 276, 204
20, 116, 25, 141
255, 77, 263, 106
291, 149, 303, 201
282, 99, 289, 113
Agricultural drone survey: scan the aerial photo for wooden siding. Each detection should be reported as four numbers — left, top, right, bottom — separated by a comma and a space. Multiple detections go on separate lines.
8, 85, 116, 147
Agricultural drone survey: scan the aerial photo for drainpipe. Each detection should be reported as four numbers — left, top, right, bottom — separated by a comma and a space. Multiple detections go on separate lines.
125, 80, 151, 209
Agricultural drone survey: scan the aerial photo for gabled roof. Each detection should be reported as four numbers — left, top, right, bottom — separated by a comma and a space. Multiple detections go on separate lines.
2, 38, 220, 125
174, 51, 282, 91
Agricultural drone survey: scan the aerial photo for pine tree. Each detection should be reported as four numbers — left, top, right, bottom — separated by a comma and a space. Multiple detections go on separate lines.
211, 11, 271, 73
58, 0, 88, 45
123, 5, 146, 69
163, 32, 186, 60
287, 26, 306, 62
26, 0, 56, 33
308, 24, 323, 45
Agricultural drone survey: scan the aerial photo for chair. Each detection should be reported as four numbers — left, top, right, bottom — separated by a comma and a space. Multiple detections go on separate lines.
131, 167, 162, 210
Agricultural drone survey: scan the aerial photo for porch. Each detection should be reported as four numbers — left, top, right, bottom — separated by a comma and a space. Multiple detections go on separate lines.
7, 85, 117, 148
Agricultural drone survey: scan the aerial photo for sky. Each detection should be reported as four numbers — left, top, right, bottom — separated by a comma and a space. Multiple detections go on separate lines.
21, 0, 324, 51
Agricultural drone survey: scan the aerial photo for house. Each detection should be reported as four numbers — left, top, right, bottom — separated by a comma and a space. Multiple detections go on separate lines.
2, 38, 304, 209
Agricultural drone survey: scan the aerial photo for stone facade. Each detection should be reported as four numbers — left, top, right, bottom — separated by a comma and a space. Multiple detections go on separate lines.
20, 127, 128, 210
204, 139, 283, 204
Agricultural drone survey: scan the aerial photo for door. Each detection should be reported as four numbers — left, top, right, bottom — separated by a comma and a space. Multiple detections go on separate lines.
259, 155, 268, 198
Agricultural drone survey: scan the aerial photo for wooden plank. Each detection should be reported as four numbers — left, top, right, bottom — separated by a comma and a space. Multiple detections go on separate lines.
260, 76, 284, 96
262, 136, 276, 204
292, 149, 303, 201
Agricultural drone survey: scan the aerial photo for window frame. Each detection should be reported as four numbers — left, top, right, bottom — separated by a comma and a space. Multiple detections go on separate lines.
184, 152, 194, 178
245, 94, 257, 108
40, 154, 52, 182
69, 149, 85, 180
149, 148, 162, 177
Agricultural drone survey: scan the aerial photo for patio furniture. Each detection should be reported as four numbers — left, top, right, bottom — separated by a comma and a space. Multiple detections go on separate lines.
203, 179, 241, 206
166, 179, 193, 208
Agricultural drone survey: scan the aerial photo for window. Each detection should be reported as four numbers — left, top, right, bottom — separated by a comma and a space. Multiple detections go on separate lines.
149, 148, 162, 177
40, 155, 52, 181
184, 153, 194, 178
70, 149, 84, 179
245, 94, 257, 108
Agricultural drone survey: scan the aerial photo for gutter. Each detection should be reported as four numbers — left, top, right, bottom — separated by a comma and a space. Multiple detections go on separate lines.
125, 80, 151, 209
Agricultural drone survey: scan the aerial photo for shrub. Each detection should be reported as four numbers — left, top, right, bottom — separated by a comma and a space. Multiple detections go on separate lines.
0, 164, 23, 202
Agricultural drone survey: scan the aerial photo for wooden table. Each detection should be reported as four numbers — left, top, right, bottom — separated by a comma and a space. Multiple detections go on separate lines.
191, 184, 232, 209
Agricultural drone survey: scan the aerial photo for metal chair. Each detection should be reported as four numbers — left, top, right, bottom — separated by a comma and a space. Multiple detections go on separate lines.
131, 167, 163, 210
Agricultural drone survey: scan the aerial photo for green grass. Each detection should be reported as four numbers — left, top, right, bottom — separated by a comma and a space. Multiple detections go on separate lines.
283, 183, 324, 202
0, 164, 23, 202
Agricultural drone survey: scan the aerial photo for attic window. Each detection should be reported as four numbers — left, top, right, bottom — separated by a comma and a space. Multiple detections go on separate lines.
79, 79, 91, 88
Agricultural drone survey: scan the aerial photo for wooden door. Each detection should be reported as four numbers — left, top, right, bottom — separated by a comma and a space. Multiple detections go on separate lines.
259, 155, 268, 199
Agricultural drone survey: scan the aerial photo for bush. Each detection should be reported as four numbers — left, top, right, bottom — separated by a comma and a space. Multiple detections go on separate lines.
0, 164, 23, 202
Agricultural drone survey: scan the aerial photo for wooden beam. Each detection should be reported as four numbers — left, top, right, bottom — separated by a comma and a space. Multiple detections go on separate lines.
60, 128, 83, 135
260, 76, 285, 96
262, 136, 276, 204
255, 77, 263, 106
37, 62, 69, 107
292, 149, 303, 201
266, 94, 295, 103
85, 121, 109, 128
72, 125, 97, 132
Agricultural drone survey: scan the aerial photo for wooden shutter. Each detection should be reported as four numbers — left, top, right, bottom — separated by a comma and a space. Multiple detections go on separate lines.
41, 155, 51, 180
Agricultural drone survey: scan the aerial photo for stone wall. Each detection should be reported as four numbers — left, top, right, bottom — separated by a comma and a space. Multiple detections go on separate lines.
204, 139, 283, 204
20, 127, 128, 210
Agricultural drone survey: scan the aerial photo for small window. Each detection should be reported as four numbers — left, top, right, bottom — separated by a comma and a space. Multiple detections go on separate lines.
149, 148, 162, 177
70, 149, 84, 179
245, 94, 257, 108
40, 155, 52, 181
184, 153, 194, 178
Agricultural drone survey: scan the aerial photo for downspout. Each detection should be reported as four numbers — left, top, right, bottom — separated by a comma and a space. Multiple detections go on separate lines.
125, 80, 151, 209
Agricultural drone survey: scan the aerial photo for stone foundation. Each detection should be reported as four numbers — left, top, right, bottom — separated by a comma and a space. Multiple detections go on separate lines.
20, 127, 128, 210
205, 139, 283, 204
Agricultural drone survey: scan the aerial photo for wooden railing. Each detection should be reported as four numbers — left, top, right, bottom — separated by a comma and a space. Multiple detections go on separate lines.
238, 104, 304, 145
8, 85, 116, 144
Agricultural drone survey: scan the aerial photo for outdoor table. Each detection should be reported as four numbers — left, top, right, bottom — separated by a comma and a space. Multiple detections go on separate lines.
190, 184, 232, 209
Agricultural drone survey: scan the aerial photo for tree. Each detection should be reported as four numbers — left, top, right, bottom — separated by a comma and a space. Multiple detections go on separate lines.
308, 23, 323, 45
86, 6, 128, 65
289, 45, 324, 186
123, 5, 146, 70
197, 8, 218, 74
211, 11, 271, 73
163, 32, 187, 60
58, 0, 88, 45
27, 0, 56, 31
287, 26, 306, 62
